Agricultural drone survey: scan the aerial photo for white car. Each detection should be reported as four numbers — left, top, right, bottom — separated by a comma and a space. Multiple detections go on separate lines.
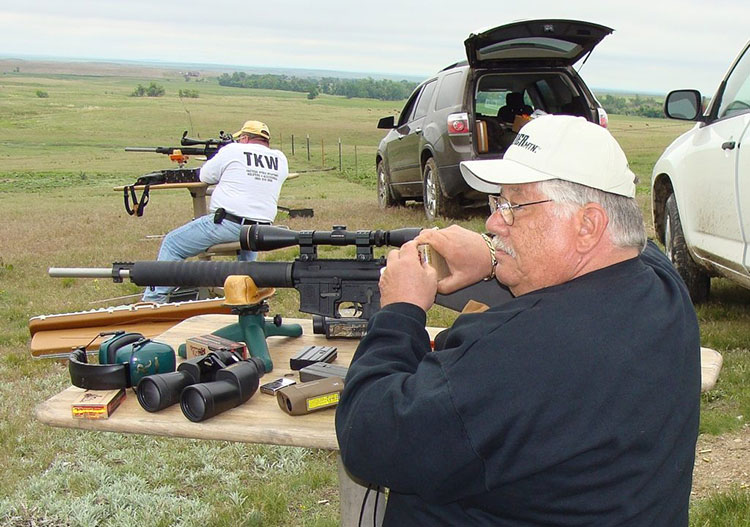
651, 41, 750, 303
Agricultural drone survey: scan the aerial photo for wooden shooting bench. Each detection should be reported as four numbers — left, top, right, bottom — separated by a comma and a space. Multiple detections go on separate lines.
36, 315, 439, 526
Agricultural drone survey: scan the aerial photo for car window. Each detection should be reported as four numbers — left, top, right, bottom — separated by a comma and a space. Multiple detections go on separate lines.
475, 74, 532, 117
535, 79, 556, 109
476, 89, 511, 117
435, 71, 464, 110
397, 89, 422, 127
413, 80, 437, 120
474, 73, 583, 119
532, 76, 580, 115
718, 45, 750, 119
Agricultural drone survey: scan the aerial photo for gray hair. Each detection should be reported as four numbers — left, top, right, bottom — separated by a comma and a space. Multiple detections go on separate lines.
536, 179, 647, 252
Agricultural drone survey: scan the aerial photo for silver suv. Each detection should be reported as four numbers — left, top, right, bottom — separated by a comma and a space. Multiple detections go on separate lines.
376, 19, 612, 220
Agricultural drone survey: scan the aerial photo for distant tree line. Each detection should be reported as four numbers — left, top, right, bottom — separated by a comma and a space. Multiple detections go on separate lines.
126, 83, 200, 98
217, 72, 418, 101
598, 93, 665, 118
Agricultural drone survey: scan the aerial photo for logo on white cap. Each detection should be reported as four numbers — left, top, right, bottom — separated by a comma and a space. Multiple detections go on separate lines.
512, 133, 541, 153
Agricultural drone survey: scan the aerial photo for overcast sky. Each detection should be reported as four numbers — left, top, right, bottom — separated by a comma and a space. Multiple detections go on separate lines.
1, 0, 748, 95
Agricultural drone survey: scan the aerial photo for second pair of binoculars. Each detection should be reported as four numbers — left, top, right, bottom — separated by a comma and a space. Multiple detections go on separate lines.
136, 350, 265, 422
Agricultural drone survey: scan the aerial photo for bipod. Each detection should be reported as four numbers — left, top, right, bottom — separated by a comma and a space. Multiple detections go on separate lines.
177, 276, 302, 372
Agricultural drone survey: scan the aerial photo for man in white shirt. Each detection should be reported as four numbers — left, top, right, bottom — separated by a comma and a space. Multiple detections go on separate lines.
142, 120, 288, 303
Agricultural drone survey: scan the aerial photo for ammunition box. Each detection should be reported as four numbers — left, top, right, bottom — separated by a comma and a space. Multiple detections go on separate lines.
71, 388, 126, 419
185, 334, 247, 360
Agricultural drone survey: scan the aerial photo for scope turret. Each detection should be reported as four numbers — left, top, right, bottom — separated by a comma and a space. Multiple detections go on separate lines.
241, 225, 422, 252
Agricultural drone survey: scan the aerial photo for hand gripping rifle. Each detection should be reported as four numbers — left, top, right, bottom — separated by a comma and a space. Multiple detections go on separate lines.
122, 131, 234, 216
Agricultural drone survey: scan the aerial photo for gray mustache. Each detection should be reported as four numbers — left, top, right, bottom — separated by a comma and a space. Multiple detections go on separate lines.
491, 236, 516, 259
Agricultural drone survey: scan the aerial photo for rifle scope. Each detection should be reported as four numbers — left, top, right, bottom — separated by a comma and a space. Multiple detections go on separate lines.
241, 225, 422, 252
180, 130, 233, 147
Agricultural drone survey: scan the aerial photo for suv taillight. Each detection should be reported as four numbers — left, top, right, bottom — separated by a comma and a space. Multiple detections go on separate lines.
447, 113, 470, 136
597, 108, 609, 128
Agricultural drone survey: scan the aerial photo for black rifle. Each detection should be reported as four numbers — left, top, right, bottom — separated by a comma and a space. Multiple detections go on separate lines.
125, 130, 235, 163
49, 225, 512, 318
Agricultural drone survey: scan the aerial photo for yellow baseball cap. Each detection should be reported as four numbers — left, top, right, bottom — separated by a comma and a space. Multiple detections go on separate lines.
233, 120, 270, 140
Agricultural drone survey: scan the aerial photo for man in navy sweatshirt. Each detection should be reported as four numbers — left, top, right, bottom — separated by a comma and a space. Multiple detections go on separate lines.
336, 115, 700, 526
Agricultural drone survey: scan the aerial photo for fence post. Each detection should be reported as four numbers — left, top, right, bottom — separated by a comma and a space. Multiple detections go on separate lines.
338, 138, 342, 172
321, 139, 325, 168
306, 135, 310, 162
291, 134, 295, 156
354, 145, 358, 178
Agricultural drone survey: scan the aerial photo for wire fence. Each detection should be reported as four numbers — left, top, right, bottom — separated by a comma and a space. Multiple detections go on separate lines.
275, 133, 375, 182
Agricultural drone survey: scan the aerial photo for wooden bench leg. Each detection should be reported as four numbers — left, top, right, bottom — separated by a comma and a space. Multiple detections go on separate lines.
337, 455, 385, 527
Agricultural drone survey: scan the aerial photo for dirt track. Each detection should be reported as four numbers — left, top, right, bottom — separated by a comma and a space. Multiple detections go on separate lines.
692, 427, 750, 499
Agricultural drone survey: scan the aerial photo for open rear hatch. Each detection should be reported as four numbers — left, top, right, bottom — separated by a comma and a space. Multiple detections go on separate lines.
465, 19, 613, 68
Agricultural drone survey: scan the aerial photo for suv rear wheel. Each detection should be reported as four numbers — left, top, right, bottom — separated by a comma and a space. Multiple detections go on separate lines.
377, 160, 399, 209
423, 158, 460, 220
664, 193, 710, 303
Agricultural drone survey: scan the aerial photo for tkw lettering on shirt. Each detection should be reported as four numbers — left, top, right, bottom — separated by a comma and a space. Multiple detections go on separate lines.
513, 133, 541, 153
245, 153, 279, 170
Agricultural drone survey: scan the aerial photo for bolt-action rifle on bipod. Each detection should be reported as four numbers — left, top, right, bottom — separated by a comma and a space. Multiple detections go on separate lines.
49, 225, 512, 335
122, 130, 234, 216
125, 130, 235, 165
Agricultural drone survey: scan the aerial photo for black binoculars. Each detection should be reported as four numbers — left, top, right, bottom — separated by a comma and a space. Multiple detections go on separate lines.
136, 351, 265, 422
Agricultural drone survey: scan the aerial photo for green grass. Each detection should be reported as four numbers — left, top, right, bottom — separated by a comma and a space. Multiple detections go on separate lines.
690, 488, 750, 527
0, 68, 748, 525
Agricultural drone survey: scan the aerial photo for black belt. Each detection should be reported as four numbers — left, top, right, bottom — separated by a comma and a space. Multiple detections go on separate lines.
213, 208, 270, 226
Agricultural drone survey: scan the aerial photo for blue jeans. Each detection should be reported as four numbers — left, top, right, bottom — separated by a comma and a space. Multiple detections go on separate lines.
141, 214, 257, 303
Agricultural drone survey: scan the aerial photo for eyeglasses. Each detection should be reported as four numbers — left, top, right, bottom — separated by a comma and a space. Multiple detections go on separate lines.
488, 195, 554, 226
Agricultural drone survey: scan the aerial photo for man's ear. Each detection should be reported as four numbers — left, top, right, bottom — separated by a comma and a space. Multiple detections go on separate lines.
576, 203, 608, 252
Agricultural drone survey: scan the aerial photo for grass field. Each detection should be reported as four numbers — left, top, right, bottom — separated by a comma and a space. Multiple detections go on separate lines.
1, 65, 749, 526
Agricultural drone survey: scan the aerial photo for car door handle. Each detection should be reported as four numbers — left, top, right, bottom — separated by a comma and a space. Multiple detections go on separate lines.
722, 141, 736, 150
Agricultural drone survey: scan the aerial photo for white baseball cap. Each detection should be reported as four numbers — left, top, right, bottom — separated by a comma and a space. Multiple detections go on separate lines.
460, 114, 636, 198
